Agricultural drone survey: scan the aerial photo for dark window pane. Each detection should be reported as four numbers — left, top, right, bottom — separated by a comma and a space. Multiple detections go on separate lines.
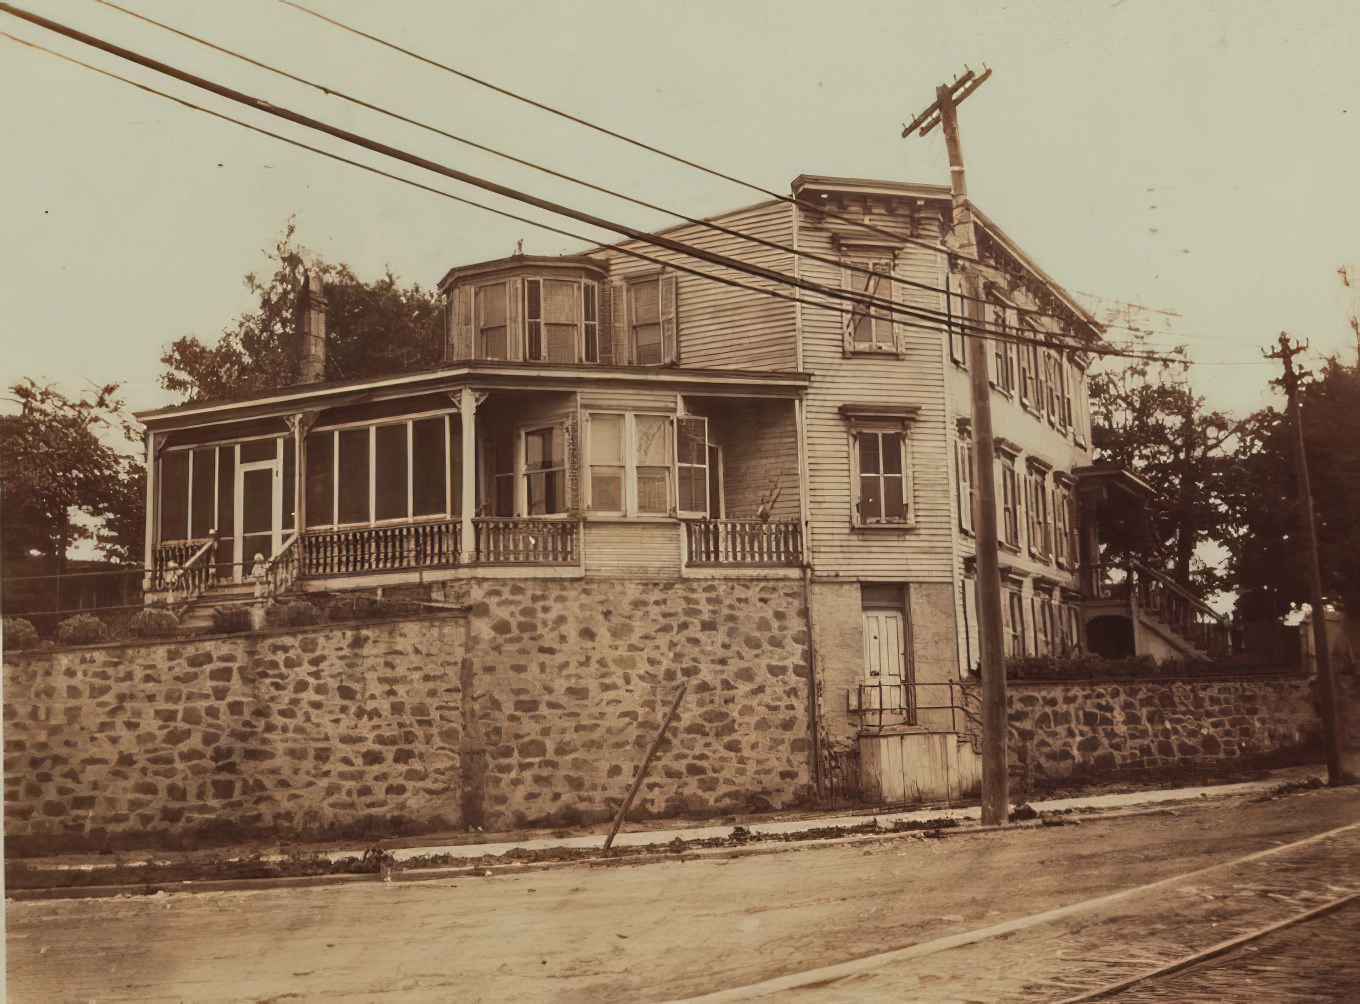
859, 474, 881, 521
375, 423, 408, 521
881, 432, 903, 475
858, 433, 881, 475
191, 448, 215, 538
216, 447, 235, 576
883, 478, 906, 520
448, 416, 463, 517
241, 467, 273, 536
159, 451, 190, 542
305, 431, 333, 527
412, 417, 447, 517
337, 428, 370, 525
240, 438, 277, 464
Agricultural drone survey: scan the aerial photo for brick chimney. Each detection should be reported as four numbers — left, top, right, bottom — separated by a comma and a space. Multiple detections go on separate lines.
299, 271, 327, 383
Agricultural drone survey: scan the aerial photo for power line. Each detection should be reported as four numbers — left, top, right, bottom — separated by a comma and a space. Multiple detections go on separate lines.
102, 0, 1119, 344
0, 10, 1181, 365
276, 0, 962, 262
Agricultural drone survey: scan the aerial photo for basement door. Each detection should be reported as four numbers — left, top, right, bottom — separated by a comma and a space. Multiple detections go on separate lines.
233, 442, 283, 582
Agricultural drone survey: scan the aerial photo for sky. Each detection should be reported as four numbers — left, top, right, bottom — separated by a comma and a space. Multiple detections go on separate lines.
3, 0, 1360, 428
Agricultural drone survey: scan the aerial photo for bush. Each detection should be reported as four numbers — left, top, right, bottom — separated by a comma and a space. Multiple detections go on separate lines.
3, 616, 40, 651
54, 613, 109, 646
127, 608, 180, 639
211, 605, 254, 634
266, 600, 323, 628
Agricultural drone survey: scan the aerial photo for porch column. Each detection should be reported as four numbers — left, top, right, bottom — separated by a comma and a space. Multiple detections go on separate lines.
459, 387, 478, 564
292, 414, 306, 542
141, 431, 159, 593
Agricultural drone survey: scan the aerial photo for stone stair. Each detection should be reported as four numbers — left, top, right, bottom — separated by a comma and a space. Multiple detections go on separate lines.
177, 579, 257, 633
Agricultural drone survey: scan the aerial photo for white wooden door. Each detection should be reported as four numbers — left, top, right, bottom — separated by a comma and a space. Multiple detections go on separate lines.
863, 610, 906, 684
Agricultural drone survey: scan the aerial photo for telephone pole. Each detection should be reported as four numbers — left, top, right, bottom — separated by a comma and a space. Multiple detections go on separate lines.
1263, 332, 1343, 785
904, 67, 1009, 825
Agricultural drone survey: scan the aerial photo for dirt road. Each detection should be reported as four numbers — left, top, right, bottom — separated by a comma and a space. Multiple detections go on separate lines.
8, 786, 1360, 1002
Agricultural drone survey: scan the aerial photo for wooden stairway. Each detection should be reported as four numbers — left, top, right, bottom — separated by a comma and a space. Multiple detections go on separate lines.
177, 579, 257, 632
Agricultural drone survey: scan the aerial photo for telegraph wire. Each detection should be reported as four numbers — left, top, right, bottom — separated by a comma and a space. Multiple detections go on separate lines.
0, 10, 1181, 365
100, 1, 1219, 353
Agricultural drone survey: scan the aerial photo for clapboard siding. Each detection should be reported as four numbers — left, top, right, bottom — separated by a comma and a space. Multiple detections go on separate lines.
595, 201, 798, 372
798, 209, 956, 583
578, 387, 677, 413
583, 521, 683, 578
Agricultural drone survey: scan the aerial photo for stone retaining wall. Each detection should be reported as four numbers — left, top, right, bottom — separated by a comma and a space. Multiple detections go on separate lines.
4, 577, 815, 852
1006, 675, 1321, 781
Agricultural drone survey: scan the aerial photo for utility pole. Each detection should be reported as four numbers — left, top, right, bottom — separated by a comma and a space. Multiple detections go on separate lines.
904, 67, 1009, 825
1263, 332, 1343, 785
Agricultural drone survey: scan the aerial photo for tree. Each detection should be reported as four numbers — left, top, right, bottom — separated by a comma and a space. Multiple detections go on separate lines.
1225, 358, 1360, 618
0, 380, 144, 571
160, 221, 442, 402
1088, 353, 1237, 590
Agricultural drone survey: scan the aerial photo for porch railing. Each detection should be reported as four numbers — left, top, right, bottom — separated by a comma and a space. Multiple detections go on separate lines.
262, 532, 300, 600
684, 519, 802, 566
1128, 560, 1232, 658
301, 520, 461, 577
474, 518, 578, 563
160, 533, 218, 604
152, 538, 213, 590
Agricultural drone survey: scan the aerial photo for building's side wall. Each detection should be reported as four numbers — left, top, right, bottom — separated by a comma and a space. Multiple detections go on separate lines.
5, 578, 815, 852
797, 209, 957, 584
596, 201, 798, 371
1006, 676, 1320, 782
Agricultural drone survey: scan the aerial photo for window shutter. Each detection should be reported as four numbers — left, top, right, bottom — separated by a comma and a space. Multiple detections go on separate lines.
659, 273, 678, 364
956, 440, 973, 533
451, 285, 473, 361
948, 271, 967, 365
505, 277, 523, 362
611, 281, 630, 365
961, 578, 980, 674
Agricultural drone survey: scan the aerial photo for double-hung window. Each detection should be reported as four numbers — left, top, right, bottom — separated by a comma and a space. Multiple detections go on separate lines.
474, 282, 510, 360
1005, 587, 1027, 658
988, 300, 1017, 395
524, 278, 599, 363
843, 406, 917, 527
999, 455, 1021, 549
846, 260, 895, 352
585, 412, 676, 516
628, 276, 676, 365
1026, 462, 1052, 561
675, 417, 710, 516
523, 426, 566, 515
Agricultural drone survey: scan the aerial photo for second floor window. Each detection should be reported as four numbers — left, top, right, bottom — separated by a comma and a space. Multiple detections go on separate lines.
855, 428, 910, 525
629, 276, 677, 365
524, 278, 600, 363
999, 457, 1021, 548
846, 260, 895, 352
475, 282, 509, 360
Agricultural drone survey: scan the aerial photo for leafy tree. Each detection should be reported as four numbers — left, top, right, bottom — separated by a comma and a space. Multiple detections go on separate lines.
0, 380, 144, 572
1088, 353, 1237, 590
160, 220, 442, 402
1225, 358, 1360, 617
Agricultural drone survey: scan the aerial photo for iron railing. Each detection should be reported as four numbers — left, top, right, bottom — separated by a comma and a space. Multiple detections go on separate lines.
474, 518, 578, 563
684, 519, 802, 566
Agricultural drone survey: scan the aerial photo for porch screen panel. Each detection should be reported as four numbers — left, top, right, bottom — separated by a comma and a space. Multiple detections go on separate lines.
159, 451, 190, 542
305, 431, 334, 527
412, 417, 447, 517
589, 414, 624, 512
337, 428, 370, 525
240, 438, 276, 464
374, 423, 408, 521
190, 448, 216, 539
216, 447, 235, 576
635, 414, 671, 514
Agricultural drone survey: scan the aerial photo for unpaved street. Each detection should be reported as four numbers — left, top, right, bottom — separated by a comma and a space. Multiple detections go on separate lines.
8, 787, 1360, 1002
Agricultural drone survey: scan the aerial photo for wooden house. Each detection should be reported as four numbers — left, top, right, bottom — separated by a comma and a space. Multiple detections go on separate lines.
136, 176, 1229, 811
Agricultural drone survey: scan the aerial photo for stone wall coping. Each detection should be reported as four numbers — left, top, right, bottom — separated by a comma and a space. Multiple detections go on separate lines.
1008, 672, 1308, 687
2, 607, 471, 663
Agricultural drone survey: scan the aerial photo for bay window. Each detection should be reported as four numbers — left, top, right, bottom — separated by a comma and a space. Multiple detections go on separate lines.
475, 282, 509, 360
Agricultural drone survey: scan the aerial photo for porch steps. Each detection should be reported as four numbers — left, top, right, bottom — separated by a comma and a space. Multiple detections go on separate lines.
177, 581, 257, 633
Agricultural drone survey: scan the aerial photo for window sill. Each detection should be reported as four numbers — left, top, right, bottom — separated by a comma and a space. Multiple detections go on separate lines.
845, 346, 906, 359
852, 521, 917, 533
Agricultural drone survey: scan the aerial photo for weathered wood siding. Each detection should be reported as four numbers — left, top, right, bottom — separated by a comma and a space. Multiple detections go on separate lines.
594, 201, 798, 372
797, 212, 956, 583
583, 521, 682, 578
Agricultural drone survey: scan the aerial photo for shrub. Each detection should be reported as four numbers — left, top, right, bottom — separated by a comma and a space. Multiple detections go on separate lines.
211, 605, 254, 634
127, 608, 180, 639
54, 613, 109, 646
266, 600, 323, 628
3, 616, 40, 651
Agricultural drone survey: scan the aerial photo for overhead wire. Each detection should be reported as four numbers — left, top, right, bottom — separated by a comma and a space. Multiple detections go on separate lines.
99, 0, 1112, 345
0, 6, 1182, 364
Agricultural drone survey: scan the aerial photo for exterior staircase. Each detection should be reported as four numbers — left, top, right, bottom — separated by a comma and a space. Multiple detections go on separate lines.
177, 579, 258, 633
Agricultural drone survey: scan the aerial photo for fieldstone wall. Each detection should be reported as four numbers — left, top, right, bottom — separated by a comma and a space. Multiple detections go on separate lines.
4, 616, 468, 853
1006, 675, 1321, 781
5, 577, 815, 852
442, 577, 814, 829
